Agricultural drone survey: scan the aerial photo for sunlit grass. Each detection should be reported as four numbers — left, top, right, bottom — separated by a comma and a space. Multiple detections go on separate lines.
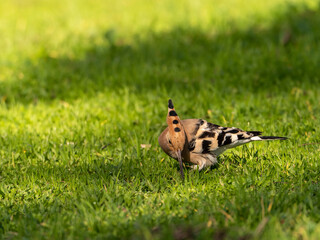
0, 0, 320, 239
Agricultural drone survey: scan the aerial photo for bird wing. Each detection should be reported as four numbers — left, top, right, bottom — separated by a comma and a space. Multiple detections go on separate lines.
182, 119, 263, 156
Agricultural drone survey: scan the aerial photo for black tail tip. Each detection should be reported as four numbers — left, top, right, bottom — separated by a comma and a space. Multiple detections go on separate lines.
260, 136, 288, 140
168, 99, 174, 109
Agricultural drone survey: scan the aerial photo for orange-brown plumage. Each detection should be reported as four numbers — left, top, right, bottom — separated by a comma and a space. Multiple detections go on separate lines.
159, 99, 287, 178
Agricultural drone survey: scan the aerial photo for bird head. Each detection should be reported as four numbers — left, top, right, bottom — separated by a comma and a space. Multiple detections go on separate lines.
158, 99, 187, 178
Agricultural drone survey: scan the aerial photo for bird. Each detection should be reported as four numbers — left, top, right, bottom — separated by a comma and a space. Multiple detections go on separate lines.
158, 99, 287, 179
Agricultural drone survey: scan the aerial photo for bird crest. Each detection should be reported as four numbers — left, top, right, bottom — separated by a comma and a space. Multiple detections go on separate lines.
166, 99, 186, 149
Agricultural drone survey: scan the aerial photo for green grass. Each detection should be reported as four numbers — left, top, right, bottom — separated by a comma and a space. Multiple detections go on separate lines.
1, 0, 320, 239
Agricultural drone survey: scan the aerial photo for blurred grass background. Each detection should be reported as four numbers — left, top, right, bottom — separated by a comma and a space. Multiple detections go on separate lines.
0, 0, 320, 239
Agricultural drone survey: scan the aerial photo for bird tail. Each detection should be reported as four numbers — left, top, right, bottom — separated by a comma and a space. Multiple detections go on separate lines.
250, 136, 288, 141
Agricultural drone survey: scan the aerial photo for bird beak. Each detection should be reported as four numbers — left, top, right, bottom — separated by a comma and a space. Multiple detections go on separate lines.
176, 149, 184, 179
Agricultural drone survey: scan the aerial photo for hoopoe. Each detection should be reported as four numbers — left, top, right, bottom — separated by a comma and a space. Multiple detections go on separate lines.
158, 99, 287, 178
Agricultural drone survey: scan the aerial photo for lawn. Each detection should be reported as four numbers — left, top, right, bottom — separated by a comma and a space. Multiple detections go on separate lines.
0, 0, 320, 239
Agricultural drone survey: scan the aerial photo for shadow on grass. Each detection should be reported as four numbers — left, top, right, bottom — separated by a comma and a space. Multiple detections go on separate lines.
1, 3, 320, 104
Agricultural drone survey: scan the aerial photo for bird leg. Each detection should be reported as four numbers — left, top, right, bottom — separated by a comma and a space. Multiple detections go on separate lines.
189, 153, 217, 171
